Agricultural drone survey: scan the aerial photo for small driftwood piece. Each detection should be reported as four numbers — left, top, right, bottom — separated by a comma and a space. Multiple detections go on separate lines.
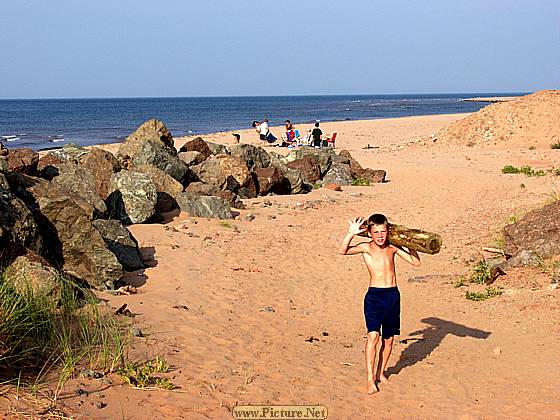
482, 247, 512, 257
358, 223, 442, 255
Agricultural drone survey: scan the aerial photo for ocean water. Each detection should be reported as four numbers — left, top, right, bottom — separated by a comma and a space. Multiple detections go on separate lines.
0, 94, 524, 150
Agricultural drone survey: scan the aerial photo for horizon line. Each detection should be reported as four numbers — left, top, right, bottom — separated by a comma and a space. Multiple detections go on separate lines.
0, 91, 532, 101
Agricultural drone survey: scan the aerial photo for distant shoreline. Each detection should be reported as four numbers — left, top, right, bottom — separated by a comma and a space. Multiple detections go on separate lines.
462, 96, 519, 103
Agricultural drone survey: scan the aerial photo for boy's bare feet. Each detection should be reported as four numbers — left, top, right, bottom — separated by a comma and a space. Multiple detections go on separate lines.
377, 374, 391, 384
367, 378, 378, 394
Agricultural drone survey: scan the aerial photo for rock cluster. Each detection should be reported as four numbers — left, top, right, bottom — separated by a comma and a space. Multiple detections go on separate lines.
0, 118, 385, 290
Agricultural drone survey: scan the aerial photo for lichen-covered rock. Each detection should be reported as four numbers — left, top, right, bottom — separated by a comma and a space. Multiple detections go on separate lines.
47, 143, 89, 164
176, 192, 233, 219
133, 165, 183, 213
107, 171, 157, 224
93, 219, 144, 271
5, 253, 61, 298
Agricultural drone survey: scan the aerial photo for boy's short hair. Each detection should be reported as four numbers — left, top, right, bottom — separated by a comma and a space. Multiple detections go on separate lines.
315, 122, 320, 127
368, 213, 388, 227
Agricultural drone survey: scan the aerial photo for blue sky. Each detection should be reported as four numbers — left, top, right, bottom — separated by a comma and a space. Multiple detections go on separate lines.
1, 0, 558, 98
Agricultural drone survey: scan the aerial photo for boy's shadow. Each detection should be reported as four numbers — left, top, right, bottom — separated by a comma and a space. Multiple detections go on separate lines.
387, 317, 491, 377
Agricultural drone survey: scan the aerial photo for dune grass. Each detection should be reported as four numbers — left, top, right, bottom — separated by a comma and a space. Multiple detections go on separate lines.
0, 271, 129, 396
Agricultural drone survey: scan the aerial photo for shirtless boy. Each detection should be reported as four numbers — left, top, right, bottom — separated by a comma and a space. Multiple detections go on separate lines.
338, 214, 421, 394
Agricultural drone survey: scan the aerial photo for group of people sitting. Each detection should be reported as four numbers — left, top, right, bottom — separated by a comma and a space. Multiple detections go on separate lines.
252, 119, 335, 148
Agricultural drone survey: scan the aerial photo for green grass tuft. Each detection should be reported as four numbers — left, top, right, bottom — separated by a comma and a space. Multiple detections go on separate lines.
351, 178, 370, 186
551, 142, 560, 149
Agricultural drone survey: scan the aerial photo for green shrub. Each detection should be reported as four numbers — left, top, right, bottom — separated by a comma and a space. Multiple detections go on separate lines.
351, 178, 370, 186
551, 142, 560, 149
465, 287, 503, 301
118, 356, 174, 389
470, 261, 491, 284
501, 165, 545, 176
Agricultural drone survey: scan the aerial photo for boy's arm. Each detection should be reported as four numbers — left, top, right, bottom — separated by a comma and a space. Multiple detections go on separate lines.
395, 246, 421, 266
338, 218, 367, 255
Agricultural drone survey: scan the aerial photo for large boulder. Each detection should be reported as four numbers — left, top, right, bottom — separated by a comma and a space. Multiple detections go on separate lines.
51, 163, 107, 217
286, 156, 322, 185
294, 146, 333, 176
254, 166, 290, 195
337, 150, 386, 183
184, 182, 245, 209
0, 189, 43, 263
192, 155, 258, 198
79, 147, 122, 199
206, 141, 228, 156
179, 137, 213, 157
107, 171, 157, 224
25, 178, 122, 289
7, 148, 39, 175
322, 162, 354, 185
178, 150, 206, 166
133, 165, 183, 213
118, 119, 174, 159
132, 140, 192, 185
176, 192, 233, 219
37, 154, 64, 180
503, 201, 560, 260
4, 252, 61, 299
47, 143, 89, 164
227, 144, 271, 171
93, 219, 144, 271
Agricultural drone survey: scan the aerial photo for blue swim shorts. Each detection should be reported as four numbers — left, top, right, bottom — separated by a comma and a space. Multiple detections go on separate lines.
364, 286, 401, 338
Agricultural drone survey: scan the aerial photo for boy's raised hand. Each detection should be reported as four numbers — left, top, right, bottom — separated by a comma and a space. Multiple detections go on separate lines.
348, 217, 367, 235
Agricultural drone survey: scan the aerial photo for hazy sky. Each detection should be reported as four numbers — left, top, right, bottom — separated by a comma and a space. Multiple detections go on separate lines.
1, 0, 558, 98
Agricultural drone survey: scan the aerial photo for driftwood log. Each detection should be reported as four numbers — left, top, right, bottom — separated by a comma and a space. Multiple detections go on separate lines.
358, 223, 442, 255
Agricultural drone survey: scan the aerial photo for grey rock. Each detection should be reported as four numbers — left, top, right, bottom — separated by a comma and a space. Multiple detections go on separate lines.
93, 219, 144, 271
132, 140, 192, 185
322, 162, 353, 185
227, 144, 271, 171
176, 192, 233, 219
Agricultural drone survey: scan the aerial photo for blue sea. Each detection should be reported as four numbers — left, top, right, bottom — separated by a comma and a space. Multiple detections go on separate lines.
0, 94, 525, 150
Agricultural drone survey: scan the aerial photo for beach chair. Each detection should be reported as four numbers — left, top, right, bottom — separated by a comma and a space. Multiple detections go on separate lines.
324, 132, 337, 148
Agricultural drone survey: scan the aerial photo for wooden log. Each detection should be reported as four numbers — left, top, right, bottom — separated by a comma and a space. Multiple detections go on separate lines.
358, 223, 442, 255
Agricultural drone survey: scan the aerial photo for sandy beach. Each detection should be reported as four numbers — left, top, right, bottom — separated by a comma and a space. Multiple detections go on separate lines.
9, 110, 560, 419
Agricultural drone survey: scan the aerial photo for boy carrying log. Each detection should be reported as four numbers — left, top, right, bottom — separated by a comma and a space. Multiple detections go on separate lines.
338, 214, 421, 394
